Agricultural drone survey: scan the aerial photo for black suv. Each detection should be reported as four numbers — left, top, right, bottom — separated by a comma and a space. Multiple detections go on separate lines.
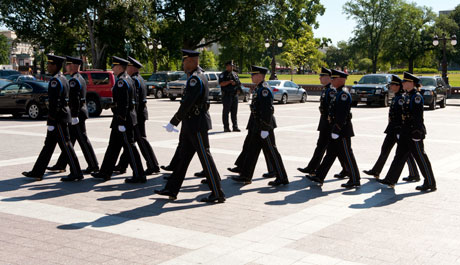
350, 74, 393, 107
419, 76, 449, 110
0, 70, 20, 78
145, 71, 184, 98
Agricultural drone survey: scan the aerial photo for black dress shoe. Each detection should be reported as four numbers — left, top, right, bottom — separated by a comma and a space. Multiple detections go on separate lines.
297, 167, 312, 174
262, 172, 276, 178
227, 167, 241, 173
334, 172, 348, 179
363, 170, 379, 179
83, 166, 99, 174
201, 179, 208, 184
224, 128, 231, 132
145, 167, 160, 175
341, 181, 361, 189
22, 171, 42, 181
402, 176, 420, 182
376, 179, 395, 188
233, 128, 241, 132
113, 165, 126, 174
200, 194, 226, 203
91, 172, 111, 181
194, 171, 205, 177
125, 177, 147, 184
154, 189, 177, 200
46, 165, 66, 173
160, 165, 174, 171
60, 174, 84, 182
306, 175, 323, 186
268, 179, 289, 186
231, 175, 252, 184
416, 185, 437, 192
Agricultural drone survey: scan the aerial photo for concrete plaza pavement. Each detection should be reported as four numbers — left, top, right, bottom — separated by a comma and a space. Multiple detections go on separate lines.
1, 95, 460, 265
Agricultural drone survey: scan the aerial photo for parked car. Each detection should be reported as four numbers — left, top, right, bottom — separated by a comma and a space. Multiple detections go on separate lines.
0, 70, 20, 79
145, 71, 184, 98
266, 80, 307, 104
5, 74, 37, 82
0, 80, 48, 119
0, 79, 11, 89
65, 70, 116, 117
166, 72, 220, 101
419, 76, 449, 110
209, 85, 250, 102
350, 74, 393, 107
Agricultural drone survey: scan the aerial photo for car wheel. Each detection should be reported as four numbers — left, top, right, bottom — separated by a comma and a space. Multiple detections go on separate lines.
381, 94, 389, 107
300, 93, 306, 103
87, 96, 102, 117
280, 94, 288, 104
429, 96, 436, 110
155, 89, 164, 99
169, 97, 176, 101
351, 101, 358, 107
440, 95, 446, 108
27, 102, 41, 120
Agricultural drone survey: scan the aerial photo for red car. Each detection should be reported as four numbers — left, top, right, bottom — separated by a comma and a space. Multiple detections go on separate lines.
66, 70, 115, 117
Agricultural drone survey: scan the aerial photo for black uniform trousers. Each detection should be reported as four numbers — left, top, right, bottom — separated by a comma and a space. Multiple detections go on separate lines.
222, 93, 238, 129
239, 130, 288, 182
235, 131, 274, 173
31, 123, 82, 177
371, 133, 419, 177
166, 131, 185, 170
384, 136, 436, 187
305, 129, 348, 174
165, 130, 224, 197
117, 120, 159, 171
99, 127, 144, 179
54, 120, 98, 169
315, 136, 360, 183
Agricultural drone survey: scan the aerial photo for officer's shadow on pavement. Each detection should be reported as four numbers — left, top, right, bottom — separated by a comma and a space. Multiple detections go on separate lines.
349, 186, 423, 209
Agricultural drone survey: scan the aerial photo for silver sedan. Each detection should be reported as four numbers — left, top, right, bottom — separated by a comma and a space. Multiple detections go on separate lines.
266, 80, 307, 104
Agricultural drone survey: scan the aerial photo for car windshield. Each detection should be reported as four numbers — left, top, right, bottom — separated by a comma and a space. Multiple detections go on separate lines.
358, 76, 388, 84
267, 81, 281, 87
148, 74, 167, 82
178, 74, 188, 81
0, 80, 10, 88
420, 78, 436, 87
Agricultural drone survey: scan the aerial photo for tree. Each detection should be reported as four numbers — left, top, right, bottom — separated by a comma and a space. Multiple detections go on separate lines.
344, 0, 398, 73
200, 50, 217, 70
0, 35, 9, 65
383, 2, 435, 73
324, 41, 355, 70
281, 28, 324, 73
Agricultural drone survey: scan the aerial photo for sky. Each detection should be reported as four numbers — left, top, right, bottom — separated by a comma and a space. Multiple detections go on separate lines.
313, 0, 460, 46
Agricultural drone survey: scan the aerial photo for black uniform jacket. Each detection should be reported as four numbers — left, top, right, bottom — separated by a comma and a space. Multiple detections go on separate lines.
47, 72, 71, 126
328, 86, 354, 137
246, 81, 277, 132
68, 72, 89, 120
131, 72, 149, 121
401, 89, 426, 140
111, 72, 137, 128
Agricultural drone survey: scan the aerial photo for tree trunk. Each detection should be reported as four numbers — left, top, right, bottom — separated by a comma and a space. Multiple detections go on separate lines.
372, 57, 378, 74
408, 58, 414, 74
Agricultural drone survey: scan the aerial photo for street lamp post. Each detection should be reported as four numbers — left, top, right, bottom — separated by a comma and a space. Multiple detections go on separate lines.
433, 34, 457, 85
265, 38, 283, 80
76, 43, 86, 70
148, 40, 162, 73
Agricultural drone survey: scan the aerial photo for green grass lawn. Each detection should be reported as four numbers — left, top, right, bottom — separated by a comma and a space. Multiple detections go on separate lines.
239, 73, 460, 87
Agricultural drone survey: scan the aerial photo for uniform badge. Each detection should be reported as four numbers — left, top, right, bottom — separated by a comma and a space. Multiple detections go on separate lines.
341, 93, 348, 101
50, 80, 57, 88
329, 91, 336, 97
262, 89, 269, 97
321, 92, 325, 98
189, 78, 197, 87
398, 99, 404, 105
414, 96, 422, 104
69, 80, 76, 87
117, 80, 124, 88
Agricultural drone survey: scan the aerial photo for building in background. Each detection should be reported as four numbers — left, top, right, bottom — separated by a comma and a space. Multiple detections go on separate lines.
0, 30, 34, 72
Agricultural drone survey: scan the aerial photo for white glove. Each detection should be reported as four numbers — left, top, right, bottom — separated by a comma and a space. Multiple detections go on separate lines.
118, 125, 126, 132
261, 131, 269, 139
71, 117, 79, 125
331, 133, 339, 139
412, 138, 421, 142
47, 126, 55, 132
396, 134, 400, 140
163, 123, 178, 133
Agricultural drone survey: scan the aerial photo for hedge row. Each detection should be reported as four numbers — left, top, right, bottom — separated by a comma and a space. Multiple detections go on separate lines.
388, 68, 438, 74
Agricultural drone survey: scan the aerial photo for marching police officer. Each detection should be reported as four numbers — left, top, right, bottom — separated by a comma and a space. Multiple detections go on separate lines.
155, 49, 225, 203
306, 69, 361, 188
113, 56, 160, 176
378, 72, 436, 191
219, 61, 241, 132
231, 66, 288, 186
363, 75, 420, 181
47, 56, 99, 178
91, 56, 145, 183
298, 67, 348, 178
22, 55, 83, 181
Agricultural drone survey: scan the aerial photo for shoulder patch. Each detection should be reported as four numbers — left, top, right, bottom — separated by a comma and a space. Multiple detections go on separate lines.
398, 98, 404, 105
341, 93, 348, 101
50, 80, 58, 88
329, 90, 336, 97
189, 78, 197, 87
414, 95, 422, 104
117, 80, 124, 88
69, 80, 76, 88
262, 89, 269, 97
